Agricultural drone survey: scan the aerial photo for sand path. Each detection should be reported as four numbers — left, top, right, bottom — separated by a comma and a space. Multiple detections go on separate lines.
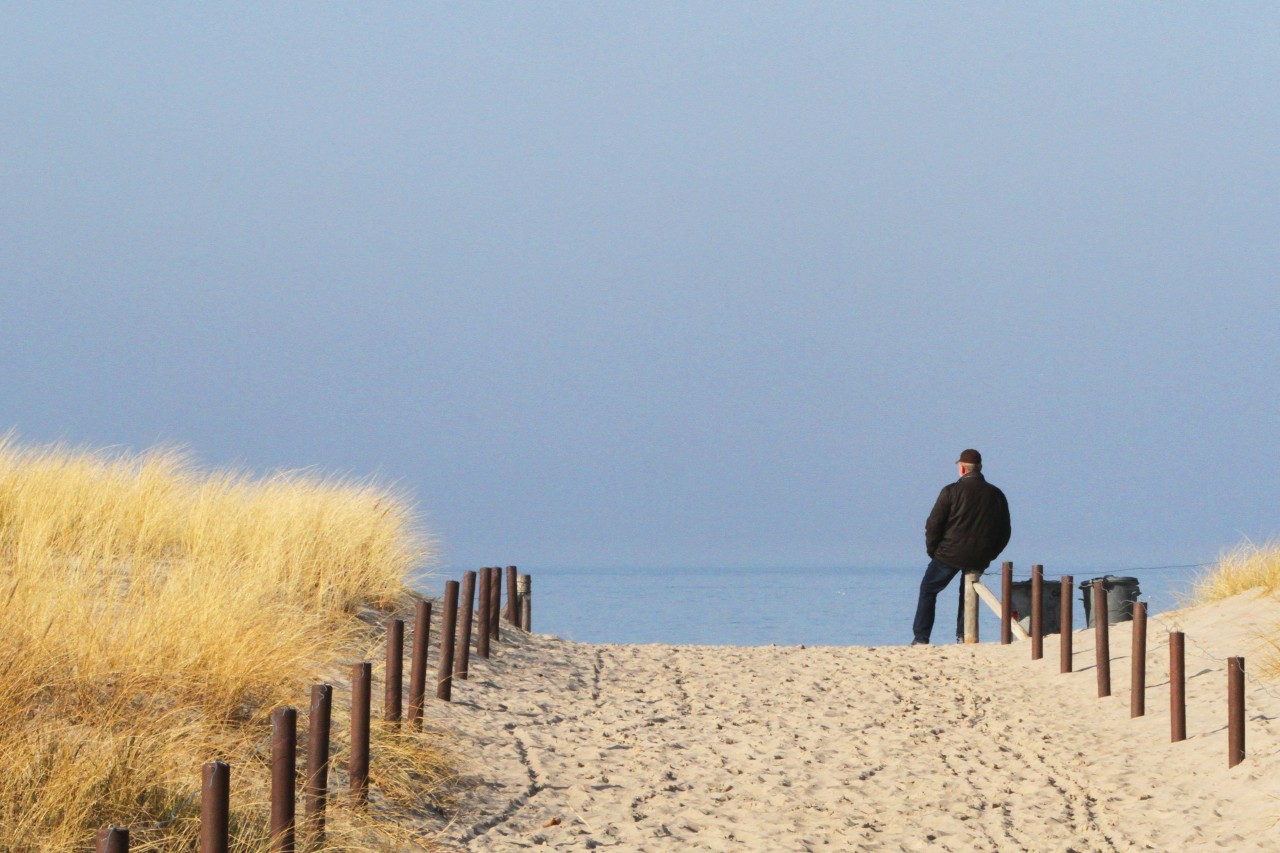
424, 592, 1280, 851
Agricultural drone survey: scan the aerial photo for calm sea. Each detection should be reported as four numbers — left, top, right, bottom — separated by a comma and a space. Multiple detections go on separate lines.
424, 565, 1205, 648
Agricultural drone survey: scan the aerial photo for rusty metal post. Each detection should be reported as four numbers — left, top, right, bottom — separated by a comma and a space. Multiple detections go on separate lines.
1059, 576, 1074, 673
1131, 602, 1147, 718
478, 567, 490, 634
1094, 579, 1111, 697
1000, 561, 1013, 645
1229, 656, 1245, 767
385, 618, 404, 723
518, 573, 531, 632
270, 706, 297, 852
455, 571, 476, 680
1170, 631, 1186, 742
489, 566, 502, 642
1030, 564, 1044, 660
97, 827, 129, 853
407, 600, 431, 729
200, 761, 230, 853
476, 568, 492, 659
505, 565, 519, 624
437, 581, 459, 701
304, 684, 332, 847
350, 662, 371, 805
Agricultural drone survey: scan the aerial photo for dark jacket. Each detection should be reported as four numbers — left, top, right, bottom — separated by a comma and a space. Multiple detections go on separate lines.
925, 472, 1011, 570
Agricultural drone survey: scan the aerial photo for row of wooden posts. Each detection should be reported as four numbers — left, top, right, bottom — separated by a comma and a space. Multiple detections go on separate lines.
963, 562, 1245, 768
95, 566, 532, 853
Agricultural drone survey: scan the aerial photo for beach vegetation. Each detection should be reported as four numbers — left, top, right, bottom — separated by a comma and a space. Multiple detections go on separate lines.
0, 435, 451, 850
1192, 540, 1280, 604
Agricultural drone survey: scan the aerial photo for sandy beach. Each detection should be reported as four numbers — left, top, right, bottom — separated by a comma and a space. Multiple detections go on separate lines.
424, 591, 1280, 851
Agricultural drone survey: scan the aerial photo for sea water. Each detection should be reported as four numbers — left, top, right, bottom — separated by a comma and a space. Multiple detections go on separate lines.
424, 565, 1204, 648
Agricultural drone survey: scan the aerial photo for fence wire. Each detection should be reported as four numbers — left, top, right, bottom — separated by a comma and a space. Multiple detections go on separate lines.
996, 560, 1280, 760
1002, 561, 1214, 582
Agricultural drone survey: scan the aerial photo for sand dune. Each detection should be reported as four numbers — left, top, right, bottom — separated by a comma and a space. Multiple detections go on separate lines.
424, 591, 1280, 850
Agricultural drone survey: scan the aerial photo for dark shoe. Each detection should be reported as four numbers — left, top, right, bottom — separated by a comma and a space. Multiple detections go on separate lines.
911, 639, 929, 646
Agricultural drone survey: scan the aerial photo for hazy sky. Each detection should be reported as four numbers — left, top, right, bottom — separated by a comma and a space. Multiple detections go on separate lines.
3, 4, 1277, 572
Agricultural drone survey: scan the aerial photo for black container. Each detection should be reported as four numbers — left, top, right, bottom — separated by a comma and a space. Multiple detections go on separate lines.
1008, 579, 1062, 635
1079, 575, 1141, 627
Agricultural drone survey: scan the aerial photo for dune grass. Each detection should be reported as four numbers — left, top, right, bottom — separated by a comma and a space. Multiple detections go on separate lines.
1191, 540, 1280, 605
1189, 541, 1280, 681
0, 436, 450, 850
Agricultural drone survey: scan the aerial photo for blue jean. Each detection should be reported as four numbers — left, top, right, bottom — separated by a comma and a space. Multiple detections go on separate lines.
912, 558, 980, 643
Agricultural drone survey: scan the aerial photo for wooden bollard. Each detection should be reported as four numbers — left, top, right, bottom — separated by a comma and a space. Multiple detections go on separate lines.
1131, 602, 1147, 718
1170, 632, 1186, 742
385, 618, 404, 723
1030, 564, 1044, 660
1229, 656, 1245, 768
962, 571, 980, 643
476, 569, 492, 660
489, 567, 502, 643
518, 574, 531, 632
200, 761, 230, 853
505, 565, 519, 624
1000, 561, 1013, 645
97, 827, 129, 853
270, 707, 297, 853
1094, 579, 1111, 697
304, 684, 332, 845
407, 600, 431, 729
1059, 576, 1073, 673
437, 581, 459, 701
350, 663, 371, 805
455, 571, 477, 681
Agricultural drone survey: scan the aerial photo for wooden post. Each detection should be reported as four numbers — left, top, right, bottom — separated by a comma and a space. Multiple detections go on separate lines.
1000, 561, 1013, 645
1170, 632, 1186, 742
1030, 564, 1044, 660
270, 707, 297, 853
476, 568, 492, 660
505, 565, 519, 624
1094, 579, 1111, 698
96, 828, 129, 853
1059, 576, 1073, 673
518, 574, 531, 632
303, 684, 332, 846
455, 571, 477, 680
1229, 656, 1245, 767
200, 761, 230, 853
350, 663, 371, 806
437, 581, 459, 701
407, 600, 430, 729
385, 618, 404, 723
1130, 602, 1147, 718
962, 571, 980, 643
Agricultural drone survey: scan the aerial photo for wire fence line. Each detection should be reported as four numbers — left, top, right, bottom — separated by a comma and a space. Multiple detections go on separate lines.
95, 570, 533, 846
1146, 609, 1280, 704
993, 560, 1274, 768
999, 561, 1215, 582
1139, 607, 1280, 761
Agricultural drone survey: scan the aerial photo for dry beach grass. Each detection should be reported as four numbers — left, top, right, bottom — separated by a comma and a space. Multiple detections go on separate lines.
1193, 540, 1280, 604
0, 437, 451, 850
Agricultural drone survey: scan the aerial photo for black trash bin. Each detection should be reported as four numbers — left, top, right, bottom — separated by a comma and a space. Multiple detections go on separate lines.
1007, 580, 1061, 634
1079, 576, 1141, 627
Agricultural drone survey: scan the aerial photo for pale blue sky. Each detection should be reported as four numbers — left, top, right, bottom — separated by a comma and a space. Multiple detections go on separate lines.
2, 4, 1277, 571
